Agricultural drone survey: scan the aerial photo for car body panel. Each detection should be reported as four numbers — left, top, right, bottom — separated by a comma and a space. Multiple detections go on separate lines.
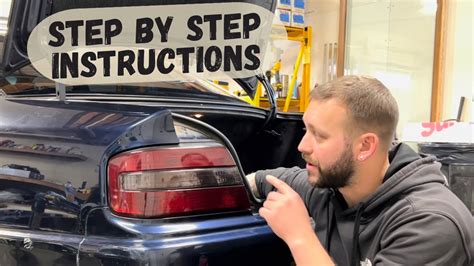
78, 209, 292, 265
0, 97, 299, 265
0, 98, 178, 214
79, 220, 291, 266
0, 227, 81, 265
0, 0, 303, 264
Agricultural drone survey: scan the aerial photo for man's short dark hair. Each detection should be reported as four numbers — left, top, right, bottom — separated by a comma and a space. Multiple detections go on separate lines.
310, 75, 399, 150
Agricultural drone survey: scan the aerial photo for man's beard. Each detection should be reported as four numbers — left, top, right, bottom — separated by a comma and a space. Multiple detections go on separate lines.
302, 144, 355, 188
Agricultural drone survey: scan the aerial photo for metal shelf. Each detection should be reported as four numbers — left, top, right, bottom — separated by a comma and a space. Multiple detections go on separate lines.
254, 25, 312, 112
0, 146, 87, 161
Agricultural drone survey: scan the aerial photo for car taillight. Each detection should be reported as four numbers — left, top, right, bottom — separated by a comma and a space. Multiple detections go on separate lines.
107, 145, 251, 218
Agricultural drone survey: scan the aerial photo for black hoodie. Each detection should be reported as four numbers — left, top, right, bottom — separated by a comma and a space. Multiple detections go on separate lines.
255, 143, 474, 265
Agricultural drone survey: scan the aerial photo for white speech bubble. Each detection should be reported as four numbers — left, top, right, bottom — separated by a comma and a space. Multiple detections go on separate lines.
27, 3, 278, 85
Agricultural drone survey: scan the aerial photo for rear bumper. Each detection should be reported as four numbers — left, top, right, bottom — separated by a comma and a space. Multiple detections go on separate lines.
78, 219, 292, 266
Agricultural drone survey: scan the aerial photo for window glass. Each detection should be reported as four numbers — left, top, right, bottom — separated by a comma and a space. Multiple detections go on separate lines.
345, 0, 437, 134
0, 0, 12, 65
0, 0, 11, 36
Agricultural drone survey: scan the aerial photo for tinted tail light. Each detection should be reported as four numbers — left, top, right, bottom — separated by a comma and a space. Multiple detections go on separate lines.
107, 144, 251, 218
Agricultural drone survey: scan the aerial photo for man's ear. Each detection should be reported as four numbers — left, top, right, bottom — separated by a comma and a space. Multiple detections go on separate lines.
355, 133, 379, 161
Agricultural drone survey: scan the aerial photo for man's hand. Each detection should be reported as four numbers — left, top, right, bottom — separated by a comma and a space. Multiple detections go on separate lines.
258, 175, 313, 245
259, 175, 334, 266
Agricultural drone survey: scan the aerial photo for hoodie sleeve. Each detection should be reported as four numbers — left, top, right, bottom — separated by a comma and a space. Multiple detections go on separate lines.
255, 167, 317, 207
374, 210, 473, 265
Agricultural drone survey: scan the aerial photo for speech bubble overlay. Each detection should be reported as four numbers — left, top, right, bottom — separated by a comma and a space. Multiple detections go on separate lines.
27, 3, 280, 85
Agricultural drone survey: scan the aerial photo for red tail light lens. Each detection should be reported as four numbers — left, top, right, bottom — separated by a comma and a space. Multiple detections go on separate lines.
107, 145, 251, 218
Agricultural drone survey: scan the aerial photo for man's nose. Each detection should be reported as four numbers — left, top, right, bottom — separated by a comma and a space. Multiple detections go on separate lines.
297, 133, 311, 154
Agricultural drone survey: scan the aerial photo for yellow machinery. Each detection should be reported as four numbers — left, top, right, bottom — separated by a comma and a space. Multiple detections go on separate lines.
253, 25, 312, 112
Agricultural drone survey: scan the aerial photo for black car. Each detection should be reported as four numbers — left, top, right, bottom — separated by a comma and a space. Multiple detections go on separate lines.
0, 0, 305, 265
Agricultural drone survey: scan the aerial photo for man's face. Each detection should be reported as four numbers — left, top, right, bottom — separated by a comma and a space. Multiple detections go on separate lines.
298, 99, 356, 188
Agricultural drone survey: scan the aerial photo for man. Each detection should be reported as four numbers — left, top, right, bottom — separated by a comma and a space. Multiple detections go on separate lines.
247, 75, 474, 265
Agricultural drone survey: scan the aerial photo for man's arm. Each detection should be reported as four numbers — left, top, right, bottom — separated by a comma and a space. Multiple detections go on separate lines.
246, 167, 315, 202
246, 170, 333, 264
259, 175, 334, 266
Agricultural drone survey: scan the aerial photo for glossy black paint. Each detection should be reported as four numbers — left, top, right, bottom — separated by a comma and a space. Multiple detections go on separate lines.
0, 1, 302, 263
0, 98, 181, 216
0, 96, 301, 265
78, 216, 291, 266
0, 98, 181, 264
